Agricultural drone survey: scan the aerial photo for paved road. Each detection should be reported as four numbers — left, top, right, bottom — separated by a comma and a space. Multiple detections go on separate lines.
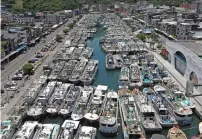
0, 17, 79, 120
1, 19, 74, 85
1, 36, 66, 120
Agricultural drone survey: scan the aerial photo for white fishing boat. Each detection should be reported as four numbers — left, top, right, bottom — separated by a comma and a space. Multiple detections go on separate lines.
75, 126, 97, 139
69, 59, 88, 84
71, 86, 93, 121
24, 76, 46, 104
46, 83, 70, 116
80, 60, 98, 85
99, 91, 119, 136
27, 102, 45, 119
119, 66, 130, 81
59, 85, 82, 117
33, 124, 60, 139
37, 81, 57, 104
154, 85, 193, 125
135, 90, 162, 132
58, 120, 80, 139
106, 53, 116, 70
12, 121, 38, 139
113, 54, 123, 68
27, 81, 57, 118
79, 47, 93, 60
59, 60, 78, 82
130, 63, 142, 87
118, 89, 146, 139
84, 85, 108, 123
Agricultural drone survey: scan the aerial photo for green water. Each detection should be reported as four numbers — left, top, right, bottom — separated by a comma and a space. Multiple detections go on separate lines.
40, 27, 201, 139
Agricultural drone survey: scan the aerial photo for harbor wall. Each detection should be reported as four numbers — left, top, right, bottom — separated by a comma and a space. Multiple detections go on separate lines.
166, 40, 202, 93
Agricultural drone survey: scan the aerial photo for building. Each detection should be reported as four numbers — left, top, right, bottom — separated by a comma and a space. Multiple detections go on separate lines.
165, 40, 202, 92
176, 22, 192, 40
16, 16, 35, 24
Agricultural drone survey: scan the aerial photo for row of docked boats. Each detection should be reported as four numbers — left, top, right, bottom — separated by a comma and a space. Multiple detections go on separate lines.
47, 59, 98, 85
10, 120, 97, 139
53, 47, 93, 62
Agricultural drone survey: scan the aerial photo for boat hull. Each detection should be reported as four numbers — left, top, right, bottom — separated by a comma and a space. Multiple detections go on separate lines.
84, 113, 99, 124
71, 114, 84, 121
99, 124, 118, 137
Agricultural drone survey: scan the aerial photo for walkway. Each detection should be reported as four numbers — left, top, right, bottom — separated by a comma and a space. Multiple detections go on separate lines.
149, 47, 202, 119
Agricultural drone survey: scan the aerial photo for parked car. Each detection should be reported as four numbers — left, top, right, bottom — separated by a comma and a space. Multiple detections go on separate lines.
28, 58, 38, 63
7, 86, 18, 91
4, 81, 17, 88
12, 74, 23, 80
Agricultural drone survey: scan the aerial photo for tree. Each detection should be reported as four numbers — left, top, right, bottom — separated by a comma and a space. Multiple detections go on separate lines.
55, 34, 62, 42
68, 23, 74, 29
63, 28, 69, 35
137, 33, 146, 42
22, 63, 34, 75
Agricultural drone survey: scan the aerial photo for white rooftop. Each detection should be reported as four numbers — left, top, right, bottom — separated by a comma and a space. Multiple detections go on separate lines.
62, 120, 80, 129
15, 121, 38, 138
96, 85, 108, 91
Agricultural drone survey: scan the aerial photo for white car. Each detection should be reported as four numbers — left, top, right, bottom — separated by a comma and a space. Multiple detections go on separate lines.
7, 86, 17, 91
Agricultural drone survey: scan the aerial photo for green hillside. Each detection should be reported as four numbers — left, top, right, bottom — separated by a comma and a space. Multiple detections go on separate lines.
1, 0, 189, 13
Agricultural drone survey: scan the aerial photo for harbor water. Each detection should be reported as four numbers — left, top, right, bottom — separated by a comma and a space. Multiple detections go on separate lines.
39, 27, 201, 139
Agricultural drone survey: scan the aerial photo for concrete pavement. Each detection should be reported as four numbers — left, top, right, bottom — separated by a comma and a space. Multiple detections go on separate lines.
1, 37, 65, 120
1, 19, 74, 84
149, 47, 202, 119
0, 17, 79, 120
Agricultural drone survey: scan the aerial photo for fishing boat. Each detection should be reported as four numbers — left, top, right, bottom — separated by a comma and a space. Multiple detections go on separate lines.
171, 90, 195, 110
0, 119, 19, 139
135, 90, 162, 132
114, 54, 123, 68
48, 62, 65, 81
59, 85, 82, 117
130, 63, 141, 83
12, 121, 38, 139
151, 134, 167, 139
151, 71, 162, 83
27, 103, 44, 119
199, 122, 202, 134
71, 86, 93, 121
46, 83, 70, 116
71, 47, 84, 60
80, 60, 98, 85
119, 67, 130, 82
167, 126, 187, 139
24, 77, 45, 105
33, 124, 60, 139
119, 90, 146, 139
99, 91, 119, 136
79, 47, 93, 60
59, 60, 78, 82
151, 95, 178, 127
154, 85, 193, 125
69, 59, 88, 84
84, 85, 108, 123
141, 66, 153, 86
75, 126, 97, 139
106, 53, 116, 70
58, 120, 80, 139
155, 66, 168, 78
27, 81, 57, 118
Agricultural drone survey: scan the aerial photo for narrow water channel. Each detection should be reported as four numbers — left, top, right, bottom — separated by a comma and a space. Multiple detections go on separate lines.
87, 27, 120, 91
38, 26, 201, 139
